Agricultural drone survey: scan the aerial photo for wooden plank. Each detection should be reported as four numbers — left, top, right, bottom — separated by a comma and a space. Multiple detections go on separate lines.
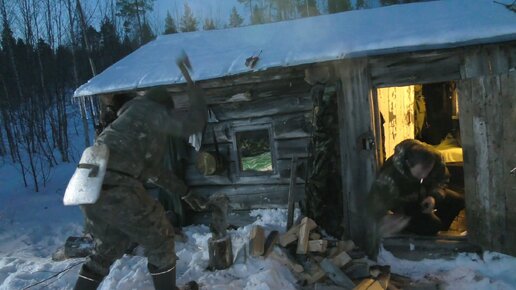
297, 217, 317, 254
210, 93, 312, 121
249, 225, 265, 257
369, 41, 516, 88
458, 49, 513, 254
189, 184, 305, 211
370, 50, 461, 88
275, 137, 310, 159
287, 156, 298, 231
335, 60, 377, 252
184, 159, 307, 186
501, 71, 516, 255
202, 110, 313, 144
382, 236, 481, 261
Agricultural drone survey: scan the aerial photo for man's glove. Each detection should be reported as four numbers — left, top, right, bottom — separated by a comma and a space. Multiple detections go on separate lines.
182, 190, 207, 211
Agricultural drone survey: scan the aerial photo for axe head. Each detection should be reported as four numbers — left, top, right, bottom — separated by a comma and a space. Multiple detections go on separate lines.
176, 50, 192, 71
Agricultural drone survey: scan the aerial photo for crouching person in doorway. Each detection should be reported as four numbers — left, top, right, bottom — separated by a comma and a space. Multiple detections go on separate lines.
73, 87, 207, 290
366, 139, 464, 258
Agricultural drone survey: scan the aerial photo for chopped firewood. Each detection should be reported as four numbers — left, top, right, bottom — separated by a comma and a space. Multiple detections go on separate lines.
369, 265, 390, 278
353, 279, 384, 290
249, 225, 265, 257
308, 240, 328, 252
279, 224, 301, 247
296, 217, 317, 254
376, 272, 391, 289
332, 251, 352, 267
337, 240, 355, 252
302, 264, 326, 285
320, 258, 356, 289
347, 249, 366, 259
310, 232, 322, 240
269, 248, 304, 273
263, 230, 279, 258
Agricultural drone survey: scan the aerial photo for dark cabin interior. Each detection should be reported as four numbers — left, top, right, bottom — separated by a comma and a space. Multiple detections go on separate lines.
378, 81, 467, 237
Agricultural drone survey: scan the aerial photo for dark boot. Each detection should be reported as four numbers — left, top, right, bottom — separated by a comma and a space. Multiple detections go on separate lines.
73, 265, 103, 290
148, 264, 177, 290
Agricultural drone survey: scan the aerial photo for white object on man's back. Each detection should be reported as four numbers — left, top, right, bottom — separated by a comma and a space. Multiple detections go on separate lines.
63, 144, 109, 206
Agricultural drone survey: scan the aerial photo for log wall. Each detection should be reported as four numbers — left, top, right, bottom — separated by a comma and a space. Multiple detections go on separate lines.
184, 79, 314, 212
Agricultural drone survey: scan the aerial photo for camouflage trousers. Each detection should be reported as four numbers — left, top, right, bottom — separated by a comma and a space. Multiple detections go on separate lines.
80, 181, 176, 278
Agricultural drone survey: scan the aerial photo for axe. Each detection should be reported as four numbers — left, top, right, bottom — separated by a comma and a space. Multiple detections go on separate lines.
176, 50, 195, 89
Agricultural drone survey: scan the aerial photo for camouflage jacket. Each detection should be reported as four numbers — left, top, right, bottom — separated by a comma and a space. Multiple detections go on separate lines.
96, 95, 206, 196
366, 139, 449, 221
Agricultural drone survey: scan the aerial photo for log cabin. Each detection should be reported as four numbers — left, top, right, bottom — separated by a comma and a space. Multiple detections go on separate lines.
73, 0, 516, 259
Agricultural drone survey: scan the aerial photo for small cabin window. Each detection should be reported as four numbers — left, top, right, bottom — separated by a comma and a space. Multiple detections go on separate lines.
235, 128, 273, 174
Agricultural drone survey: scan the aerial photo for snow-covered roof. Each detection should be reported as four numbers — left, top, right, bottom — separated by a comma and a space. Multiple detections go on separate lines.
73, 0, 516, 97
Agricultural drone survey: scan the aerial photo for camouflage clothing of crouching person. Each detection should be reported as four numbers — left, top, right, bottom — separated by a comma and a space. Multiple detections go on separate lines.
73, 87, 207, 290
366, 139, 464, 258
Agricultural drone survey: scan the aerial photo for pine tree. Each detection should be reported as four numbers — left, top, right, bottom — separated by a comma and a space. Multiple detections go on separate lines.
164, 10, 177, 34
251, 4, 265, 24
203, 18, 216, 30
180, 3, 198, 32
298, 0, 320, 17
115, 0, 155, 44
229, 7, 244, 28
141, 21, 155, 44
328, 0, 352, 13
356, 0, 368, 9
99, 16, 122, 69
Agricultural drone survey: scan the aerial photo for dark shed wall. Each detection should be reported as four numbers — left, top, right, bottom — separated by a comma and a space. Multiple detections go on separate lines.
457, 44, 516, 255
184, 80, 313, 211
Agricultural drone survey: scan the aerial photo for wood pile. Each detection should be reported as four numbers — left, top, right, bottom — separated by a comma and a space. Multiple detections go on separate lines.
248, 217, 412, 290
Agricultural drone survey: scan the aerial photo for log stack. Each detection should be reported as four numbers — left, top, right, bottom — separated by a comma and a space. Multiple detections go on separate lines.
248, 217, 414, 289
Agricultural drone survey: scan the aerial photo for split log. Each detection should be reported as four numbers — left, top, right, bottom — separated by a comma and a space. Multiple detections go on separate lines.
377, 273, 391, 290
302, 264, 327, 285
369, 266, 391, 289
353, 279, 384, 290
308, 240, 328, 252
269, 249, 304, 273
249, 225, 265, 257
208, 235, 233, 270
279, 223, 301, 247
297, 217, 317, 254
263, 230, 279, 257
310, 232, 322, 240
320, 258, 355, 289
332, 251, 352, 267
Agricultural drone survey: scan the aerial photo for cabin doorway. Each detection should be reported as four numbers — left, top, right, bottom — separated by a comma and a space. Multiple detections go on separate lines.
375, 81, 467, 237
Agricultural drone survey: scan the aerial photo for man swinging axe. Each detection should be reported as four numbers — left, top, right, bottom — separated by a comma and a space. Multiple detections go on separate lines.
66, 52, 207, 290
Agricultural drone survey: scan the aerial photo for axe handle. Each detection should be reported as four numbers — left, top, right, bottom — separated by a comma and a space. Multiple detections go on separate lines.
178, 63, 195, 89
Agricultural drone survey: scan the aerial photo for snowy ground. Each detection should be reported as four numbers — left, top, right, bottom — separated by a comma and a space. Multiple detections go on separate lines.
1, 107, 516, 289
